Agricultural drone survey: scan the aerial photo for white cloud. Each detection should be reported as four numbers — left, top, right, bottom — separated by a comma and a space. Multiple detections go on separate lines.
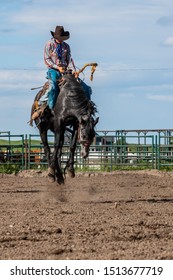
3, 0, 167, 33
0, 70, 45, 90
117, 93, 136, 98
129, 82, 173, 92
147, 94, 173, 102
162, 36, 173, 46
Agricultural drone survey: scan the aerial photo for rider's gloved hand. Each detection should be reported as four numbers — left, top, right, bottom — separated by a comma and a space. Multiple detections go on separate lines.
73, 71, 79, 78
57, 65, 66, 73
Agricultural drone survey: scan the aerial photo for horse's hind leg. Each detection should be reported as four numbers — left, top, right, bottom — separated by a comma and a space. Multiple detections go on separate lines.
45, 148, 56, 183
50, 128, 65, 185
49, 161, 64, 184
38, 129, 54, 182
55, 148, 65, 184
48, 166, 56, 183
65, 159, 75, 178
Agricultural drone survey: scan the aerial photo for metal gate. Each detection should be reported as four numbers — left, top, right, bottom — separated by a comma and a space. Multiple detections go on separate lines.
0, 132, 25, 169
157, 130, 173, 169
1, 130, 173, 171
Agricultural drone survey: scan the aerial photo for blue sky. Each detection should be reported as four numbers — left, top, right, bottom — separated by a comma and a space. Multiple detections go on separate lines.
0, 0, 173, 135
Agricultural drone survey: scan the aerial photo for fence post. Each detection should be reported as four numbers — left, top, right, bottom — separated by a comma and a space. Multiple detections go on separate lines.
155, 135, 157, 169
24, 134, 28, 170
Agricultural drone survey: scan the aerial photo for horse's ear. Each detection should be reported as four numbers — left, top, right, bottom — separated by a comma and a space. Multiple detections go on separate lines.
94, 117, 99, 126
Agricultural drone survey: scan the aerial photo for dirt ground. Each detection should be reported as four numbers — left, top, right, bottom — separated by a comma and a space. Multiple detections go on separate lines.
0, 170, 173, 260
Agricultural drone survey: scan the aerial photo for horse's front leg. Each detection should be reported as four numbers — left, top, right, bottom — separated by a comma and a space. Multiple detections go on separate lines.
64, 127, 78, 178
49, 127, 65, 184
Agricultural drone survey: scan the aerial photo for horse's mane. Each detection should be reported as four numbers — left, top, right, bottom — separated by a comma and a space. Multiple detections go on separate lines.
57, 75, 97, 117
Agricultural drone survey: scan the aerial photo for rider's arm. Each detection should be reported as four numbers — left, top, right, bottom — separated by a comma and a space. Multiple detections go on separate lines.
65, 44, 77, 74
44, 40, 59, 70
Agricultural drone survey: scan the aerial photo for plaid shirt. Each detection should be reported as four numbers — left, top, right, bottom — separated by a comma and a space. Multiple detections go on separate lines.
44, 38, 72, 70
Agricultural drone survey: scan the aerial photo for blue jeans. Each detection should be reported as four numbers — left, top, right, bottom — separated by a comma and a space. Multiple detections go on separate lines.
45, 69, 92, 109
79, 79, 92, 100
46, 68, 62, 109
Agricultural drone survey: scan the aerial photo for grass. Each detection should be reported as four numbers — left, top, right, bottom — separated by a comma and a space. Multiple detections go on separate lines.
0, 161, 173, 174
0, 138, 53, 153
0, 164, 21, 174
0, 139, 41, 146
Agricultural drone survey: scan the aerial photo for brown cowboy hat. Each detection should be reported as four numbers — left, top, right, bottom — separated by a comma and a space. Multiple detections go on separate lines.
50, 26, 70, 41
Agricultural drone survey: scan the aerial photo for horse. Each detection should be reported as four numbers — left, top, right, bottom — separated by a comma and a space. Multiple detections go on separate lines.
31, 73, 99, 184
48, 74, 99, 184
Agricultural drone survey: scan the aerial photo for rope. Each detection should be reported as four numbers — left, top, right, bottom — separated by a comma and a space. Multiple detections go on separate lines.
76, 63, 98, 81
30, 85, 44, 90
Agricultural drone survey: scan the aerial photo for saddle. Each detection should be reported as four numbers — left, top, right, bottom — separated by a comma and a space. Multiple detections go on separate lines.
29, 82, 49, 126
29, 77, 65, 127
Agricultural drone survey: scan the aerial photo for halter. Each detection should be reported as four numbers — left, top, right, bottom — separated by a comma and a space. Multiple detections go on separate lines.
77, 116, 93, 146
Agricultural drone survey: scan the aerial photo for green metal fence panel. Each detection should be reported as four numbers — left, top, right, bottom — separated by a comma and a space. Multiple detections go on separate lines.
1, 130, 173, 171
157, 131, 173, 169
27, 133, 155, 171
76, 135, 155, 171
0, 133, 25, 169
27, 134, 54, 169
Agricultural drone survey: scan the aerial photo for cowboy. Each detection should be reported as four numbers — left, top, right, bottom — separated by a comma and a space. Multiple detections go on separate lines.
32, 25, 92, 120
32, 25, 73, 120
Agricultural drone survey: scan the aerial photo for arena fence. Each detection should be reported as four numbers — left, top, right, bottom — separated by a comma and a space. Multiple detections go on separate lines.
1, 129, 173, 171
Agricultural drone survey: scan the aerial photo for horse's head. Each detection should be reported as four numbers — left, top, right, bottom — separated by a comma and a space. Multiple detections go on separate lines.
78, 115, 99, 159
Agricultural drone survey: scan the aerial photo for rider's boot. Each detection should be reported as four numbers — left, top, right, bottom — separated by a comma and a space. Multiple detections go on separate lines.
32, 102, 47, 120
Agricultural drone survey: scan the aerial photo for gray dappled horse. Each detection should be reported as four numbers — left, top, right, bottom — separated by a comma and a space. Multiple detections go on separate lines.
33, 74, 99, 184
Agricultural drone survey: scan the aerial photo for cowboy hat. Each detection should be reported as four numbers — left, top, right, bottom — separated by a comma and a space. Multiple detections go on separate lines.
50, 26, 70, 41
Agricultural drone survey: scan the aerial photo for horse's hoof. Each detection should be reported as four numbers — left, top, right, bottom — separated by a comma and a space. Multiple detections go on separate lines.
67, 168, 75, 178
48, 167, 55, 182
57, 176, 65, 185
48, 173, 55, 183
67, 169, 75, 178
